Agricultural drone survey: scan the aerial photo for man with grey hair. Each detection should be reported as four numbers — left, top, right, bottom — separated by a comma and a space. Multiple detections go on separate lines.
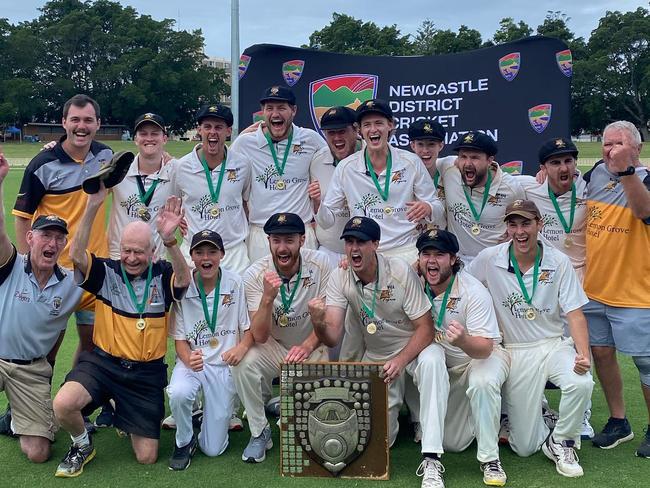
582, 121, 650, 457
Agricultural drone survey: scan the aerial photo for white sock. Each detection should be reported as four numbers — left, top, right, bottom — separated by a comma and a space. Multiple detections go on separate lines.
71, 429, 90, 447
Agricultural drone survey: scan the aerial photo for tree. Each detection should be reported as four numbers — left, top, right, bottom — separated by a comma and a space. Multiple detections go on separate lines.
536, 11, 574, 42
413, 20, 482, 55
491, 18, 533, 44
307, 13, 413, 56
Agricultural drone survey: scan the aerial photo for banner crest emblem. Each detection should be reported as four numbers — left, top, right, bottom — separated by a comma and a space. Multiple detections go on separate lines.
282, 60, 305, 86
498, 52, 520, 81
528, 104, 552, 133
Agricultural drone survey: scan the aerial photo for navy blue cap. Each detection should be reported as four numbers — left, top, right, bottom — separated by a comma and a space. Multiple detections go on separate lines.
356, 99, 393, 123
31, 215, 69, 235
408, 119, 446, 142
190, 229, 225, 253
538, 137, 578, 164
134, 113, 166, 133
264, 213, 305, 235
453, 131, 498, 157
320, 106, 357, 130
416, 229, 459, 254
196, 104, 234, 127
340, 217, 381, 242
260, 86, 296, 105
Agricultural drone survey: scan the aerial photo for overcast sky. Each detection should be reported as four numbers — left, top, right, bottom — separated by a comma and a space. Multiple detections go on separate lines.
4, 0, 648, 59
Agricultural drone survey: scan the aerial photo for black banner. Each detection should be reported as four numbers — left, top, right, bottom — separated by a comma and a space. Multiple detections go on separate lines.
238, 36, 572, 175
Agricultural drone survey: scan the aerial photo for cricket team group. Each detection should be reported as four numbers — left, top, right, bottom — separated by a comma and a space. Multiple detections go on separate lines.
0, 85, 648, 488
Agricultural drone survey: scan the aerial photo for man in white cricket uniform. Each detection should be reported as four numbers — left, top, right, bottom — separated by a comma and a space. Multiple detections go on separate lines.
468, 200, 593, 478
309, 217, 450, 488
108, 113, 175, 261
234, 213, 330, 463
172, 105, 251, 274
438, 131, 524, 265
317, 99, 444, 264
167, 230, 251, 470
229, 86, 327, 262
416, 228, 509, 486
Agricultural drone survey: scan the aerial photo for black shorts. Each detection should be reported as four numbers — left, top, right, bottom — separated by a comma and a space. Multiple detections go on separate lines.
65, 349, 168, 439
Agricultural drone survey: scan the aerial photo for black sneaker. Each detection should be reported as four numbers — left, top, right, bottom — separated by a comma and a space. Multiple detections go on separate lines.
54, 437, 96, 477
169, 436, 197, 471
635, 427, 650, 458
592, 417, 634, 449
0, 406, 16, 438
94, 404, 114, 428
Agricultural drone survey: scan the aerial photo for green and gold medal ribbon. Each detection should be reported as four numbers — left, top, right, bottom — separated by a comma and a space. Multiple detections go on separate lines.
279, 264, 302, 315
509, 243, 541, 306
433, 172, 440, 189
365, 148, 392, 201
197, 269, 222, 333
357, 268, 380, 320
462, 169, 493, 223
135, 176, 160, 206
424, 273, 456, 330
120, 261, 154, 316
264, 129, 294, 176
200, 150, 228, 204
548, 182, 576, 234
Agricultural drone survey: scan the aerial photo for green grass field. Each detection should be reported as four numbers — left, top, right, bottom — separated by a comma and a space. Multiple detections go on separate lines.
0, 150, 648, 487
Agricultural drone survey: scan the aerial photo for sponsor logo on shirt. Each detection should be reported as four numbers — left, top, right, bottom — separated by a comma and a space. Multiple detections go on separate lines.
13, 289, 31, 302
538, 269, 556, 284
50, 296, 62, 316
390, 170, 407, 184
487, 192, 508, 206
120, 194, 162, 219
222, 293, 234, 307
227, 168, 241, 182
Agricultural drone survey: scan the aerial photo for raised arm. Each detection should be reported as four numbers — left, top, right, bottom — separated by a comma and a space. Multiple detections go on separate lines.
0, 150, 14, 264
248, 271, 282, 344
156, 196, 191, 289
70, 183, 107, 276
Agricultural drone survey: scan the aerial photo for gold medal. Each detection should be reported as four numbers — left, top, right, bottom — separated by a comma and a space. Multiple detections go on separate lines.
366, 322, 377, 334
209, 337, 219, 348
383, 207, 393, 215
137, 206, 151, 222
136, 318, 146, 330
471, 224, 481, 236
278, 314, 289, 327
564, 236, 573, 248
276, 180, 285, 190
525, 308, 536, 320
210, 206, 220, 217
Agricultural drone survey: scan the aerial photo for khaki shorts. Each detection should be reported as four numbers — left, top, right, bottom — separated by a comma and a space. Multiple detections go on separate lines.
0, 358, 57, 441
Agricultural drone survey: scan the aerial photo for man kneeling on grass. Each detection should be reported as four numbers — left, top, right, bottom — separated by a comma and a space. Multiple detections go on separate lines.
52, 186, 190, 477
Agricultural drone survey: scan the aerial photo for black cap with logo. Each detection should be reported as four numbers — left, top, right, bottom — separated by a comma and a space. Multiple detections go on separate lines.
408, 119, 446, 142
538, 137, 578, 164
453, 131, 498, 157
260, 85, 296, 106
31, 215, 69, 235
196, 104, 234, 127
134, 113, 166, 133
190, 229, 225, 253
355, 99, 393, 123
340, 217, 381, 242
82, 151, 135, 194
416, 228, 459, 254
263, 213, 305, 235
320, 106, 357, 130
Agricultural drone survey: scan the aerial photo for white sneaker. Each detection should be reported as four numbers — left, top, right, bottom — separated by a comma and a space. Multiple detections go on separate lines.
480, 459, 507, 486
498, 417, 510, 445
162, 414, 176, 430
416, 457, 445, 488
413, 422, 422, 443
229, 413, 244, 431
542, 435, 584, 477
580, 409, 595, 440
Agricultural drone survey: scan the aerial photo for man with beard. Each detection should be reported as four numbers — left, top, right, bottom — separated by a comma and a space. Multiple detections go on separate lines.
416, 228, 509, 486
52, 189, 190, 477
230, 87, 327, 262
234, 213, 330, 463
172, 105, 251, 274
309, 106, 360, 268
317, 100, 444, 264
438, 131, 524, 265
468, 200, 593, 478
0, 152, 83, 463
309, 217, 449, 488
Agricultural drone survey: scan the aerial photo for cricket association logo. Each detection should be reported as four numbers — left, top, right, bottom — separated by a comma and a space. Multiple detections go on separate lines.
528, 104, 552, 134
498, 52, 520, 82
282, 60, 305, 87
252, 110, 264, 124
238, 54, 251, 79
500, 161, 523, 175
556, 49, 573, 77
309, 74, 378, 135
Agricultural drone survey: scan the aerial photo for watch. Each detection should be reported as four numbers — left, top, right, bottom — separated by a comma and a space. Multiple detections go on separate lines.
617, 166, 635, 177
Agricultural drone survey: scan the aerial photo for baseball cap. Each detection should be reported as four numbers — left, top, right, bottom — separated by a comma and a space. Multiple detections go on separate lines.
320, 106, 357, 130
260, 86, 296, 105
453, 131, 498, 157
408, 119, 446, 142
356, 99, 393, 123
82, 151, 135, 194
31, 215, 69, 235
504, 200, 542, 221
416, 229, 459, 254
134, 113, 166, 133
538, 137, 578, 164
196, 104, 234, 127
340, 217, 381, 242
263, 213, 305, 235
190, 229, 225, 253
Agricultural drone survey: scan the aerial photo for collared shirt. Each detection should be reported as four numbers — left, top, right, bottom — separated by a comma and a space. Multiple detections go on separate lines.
438, 159, 525, 265
519, 173, 588, 280
425, 270, 501, 367
109, 155, 176, 260
0, 247, 82, 360
243, 248, 330, 349
584, 164, 650, 307
467, 241, 588, 345
317, 146, 445, 251
326, 254, 431, 362
169, 267, 250, 365
310, 145, 350, 254
78, 251, 186, 361
171, 145, 251, 249
13, 139, 112, 267
230, 124, 327, 225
